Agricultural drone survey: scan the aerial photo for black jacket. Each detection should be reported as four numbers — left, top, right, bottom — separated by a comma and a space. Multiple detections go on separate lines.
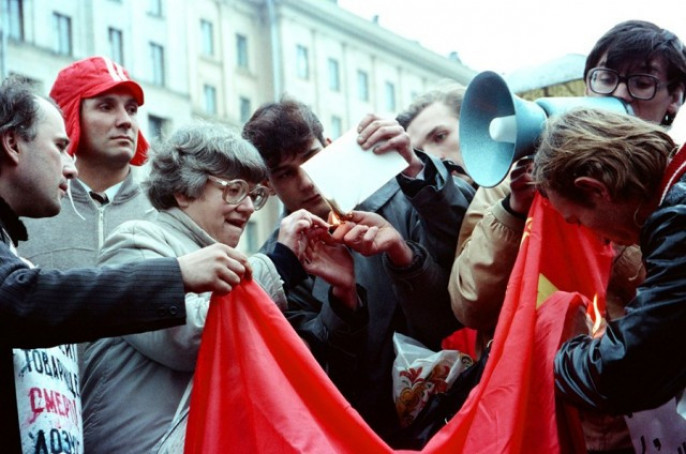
554, 175, 686, 414
261, 153, 474, 445
0, 200, 187, 451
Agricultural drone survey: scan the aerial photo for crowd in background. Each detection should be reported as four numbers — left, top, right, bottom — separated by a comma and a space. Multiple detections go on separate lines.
1, 18, 686, 454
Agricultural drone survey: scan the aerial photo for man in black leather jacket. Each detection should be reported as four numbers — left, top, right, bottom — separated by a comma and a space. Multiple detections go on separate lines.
243, 99, 474, 446
533, 107, 686, 414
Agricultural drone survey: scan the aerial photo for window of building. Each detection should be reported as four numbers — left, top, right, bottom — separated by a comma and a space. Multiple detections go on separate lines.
328, 58, 340, 92
148, 114, 168, 140
53, 12, 72, 56
239, 96, 252, 123
204, 84, 217, 115
384, 81, 396, 112
296, 45, 309, 79
150, 42, 165, 86
7, 0, 25, 41
108, 28, 124, 65
331, 116, 342, 139
200, 19, 214, 56
357, 70, 369, 102
148, 0, 163, 17
236, 34, 248, 69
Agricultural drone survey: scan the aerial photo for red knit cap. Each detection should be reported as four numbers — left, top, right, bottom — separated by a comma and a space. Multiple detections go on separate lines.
50, 56, 149, 166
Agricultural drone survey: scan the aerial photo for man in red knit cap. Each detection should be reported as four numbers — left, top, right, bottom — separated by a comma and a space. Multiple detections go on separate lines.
20, 56, 153, 269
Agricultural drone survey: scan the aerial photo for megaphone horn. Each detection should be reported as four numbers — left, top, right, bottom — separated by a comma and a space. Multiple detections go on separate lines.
459, 71, 631, 187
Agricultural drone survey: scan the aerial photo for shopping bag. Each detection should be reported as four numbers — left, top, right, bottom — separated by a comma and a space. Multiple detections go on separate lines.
392, 332, 473, 429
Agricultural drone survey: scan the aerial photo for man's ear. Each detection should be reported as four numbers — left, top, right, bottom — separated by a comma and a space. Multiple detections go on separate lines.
0, 131, 21, 166
667, 82, 685, 119
574, 176, 610, 200
262, 178, 277, 196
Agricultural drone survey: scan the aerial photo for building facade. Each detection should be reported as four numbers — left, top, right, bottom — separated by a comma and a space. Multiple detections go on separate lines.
1, 0, 476, 252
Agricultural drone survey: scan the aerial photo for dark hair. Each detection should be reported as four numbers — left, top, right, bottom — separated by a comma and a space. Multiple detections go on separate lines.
584, 20, 686, 104
396, 81, 465, 130
241, 97, 325, 171
0, 75, 43, 146
146, 122, 267, 210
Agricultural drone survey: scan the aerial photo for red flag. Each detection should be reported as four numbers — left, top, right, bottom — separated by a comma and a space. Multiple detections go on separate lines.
184, 278, 390, 454
441, 328, 478, 359
185, 194, 612, 453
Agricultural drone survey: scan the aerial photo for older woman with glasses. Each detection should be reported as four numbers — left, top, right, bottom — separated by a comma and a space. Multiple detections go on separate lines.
79, 122, 361, 453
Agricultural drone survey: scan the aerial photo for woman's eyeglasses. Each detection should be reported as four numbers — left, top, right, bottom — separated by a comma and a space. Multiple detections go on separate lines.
207, 176, 269, 210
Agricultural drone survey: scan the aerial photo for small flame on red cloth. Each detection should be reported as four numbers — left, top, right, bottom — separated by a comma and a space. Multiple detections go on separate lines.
591, 294, 602, 336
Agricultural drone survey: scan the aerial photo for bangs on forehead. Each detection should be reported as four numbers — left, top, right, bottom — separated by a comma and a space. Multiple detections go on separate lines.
605, 52, 666, 75
267, 140, 314, 171
223, 155, 268, 183
267, 150, 300, 174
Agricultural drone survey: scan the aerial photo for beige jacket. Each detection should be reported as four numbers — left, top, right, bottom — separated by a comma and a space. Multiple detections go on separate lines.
449, 179, 521, 333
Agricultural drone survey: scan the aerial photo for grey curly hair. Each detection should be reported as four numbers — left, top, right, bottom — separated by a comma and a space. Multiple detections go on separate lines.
146, 122, 268, 210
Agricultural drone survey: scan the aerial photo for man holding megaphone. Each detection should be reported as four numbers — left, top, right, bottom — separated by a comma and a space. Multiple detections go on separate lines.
449, 19, 686, 453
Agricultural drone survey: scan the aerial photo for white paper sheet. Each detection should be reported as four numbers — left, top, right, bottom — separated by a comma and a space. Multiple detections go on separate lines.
300, 129, 409, 213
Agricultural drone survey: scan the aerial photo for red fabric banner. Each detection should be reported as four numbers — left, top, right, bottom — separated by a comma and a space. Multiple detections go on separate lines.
185, 194, 612, 453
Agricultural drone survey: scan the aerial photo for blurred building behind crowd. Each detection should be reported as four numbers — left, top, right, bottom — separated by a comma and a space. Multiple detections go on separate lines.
0, 0, 581, 252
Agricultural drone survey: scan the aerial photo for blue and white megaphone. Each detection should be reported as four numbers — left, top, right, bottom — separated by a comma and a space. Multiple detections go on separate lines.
459, 71, 632, 187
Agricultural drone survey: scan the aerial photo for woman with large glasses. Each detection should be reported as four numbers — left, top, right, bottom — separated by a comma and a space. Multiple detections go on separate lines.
79, 122, 363, 453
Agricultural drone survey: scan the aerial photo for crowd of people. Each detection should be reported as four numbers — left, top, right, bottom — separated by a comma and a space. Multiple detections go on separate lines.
2, 18, 686, 454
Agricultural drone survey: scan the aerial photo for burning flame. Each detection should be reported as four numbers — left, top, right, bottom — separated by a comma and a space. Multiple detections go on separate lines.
329, 207, 343, 227
325, 198, 347, 232
591, 294, 603, 336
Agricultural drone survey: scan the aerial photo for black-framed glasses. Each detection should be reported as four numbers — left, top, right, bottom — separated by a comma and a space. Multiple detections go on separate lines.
587, 67, 669, 101
207, 176, 269, 210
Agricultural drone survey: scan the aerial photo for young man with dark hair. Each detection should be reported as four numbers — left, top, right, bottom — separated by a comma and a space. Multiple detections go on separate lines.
584, 19, 686, 126
243, 98, 474, 446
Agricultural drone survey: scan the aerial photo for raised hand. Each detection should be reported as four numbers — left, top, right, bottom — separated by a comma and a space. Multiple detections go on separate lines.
330, 210, 414, 267
509, 156, 537, 215
276, 209, 330, 260
303, 239, 359, 310
278, 209, 360, 309
356, 113, 424, 177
